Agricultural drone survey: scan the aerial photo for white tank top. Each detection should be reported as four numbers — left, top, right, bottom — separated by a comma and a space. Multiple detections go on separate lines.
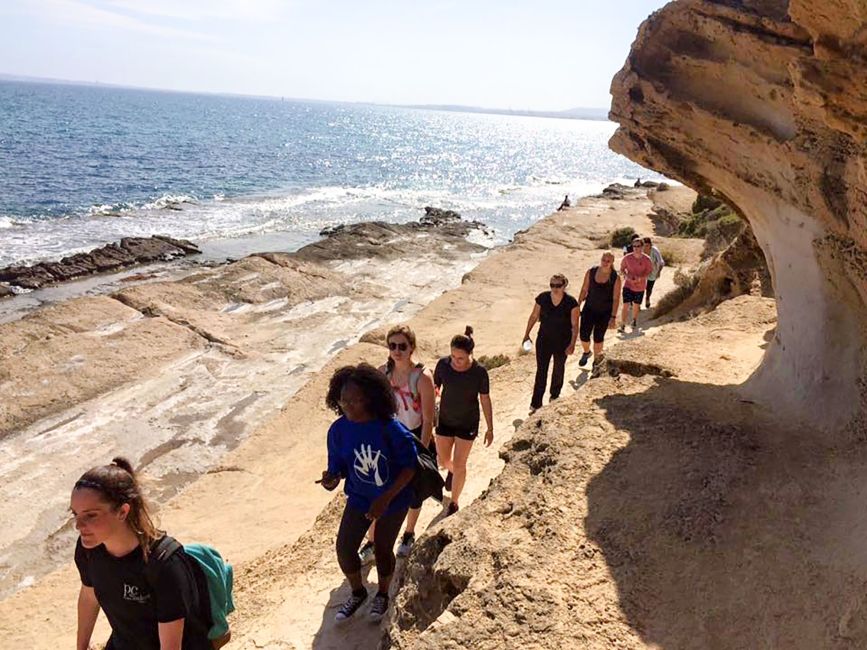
390, 368, 423, 431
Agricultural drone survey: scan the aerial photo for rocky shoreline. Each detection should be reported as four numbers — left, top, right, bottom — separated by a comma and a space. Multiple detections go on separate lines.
0, 235, 201, 295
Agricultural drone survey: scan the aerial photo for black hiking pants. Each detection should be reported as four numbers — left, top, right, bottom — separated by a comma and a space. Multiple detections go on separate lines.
531, 337, 567, 409
336, 503, 408, 579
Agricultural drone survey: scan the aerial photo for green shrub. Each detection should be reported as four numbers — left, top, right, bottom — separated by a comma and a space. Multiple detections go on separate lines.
610, 227, 637, 249
657, 245, 685, 266
653, 269, 699, 318
477, 354, 510, 370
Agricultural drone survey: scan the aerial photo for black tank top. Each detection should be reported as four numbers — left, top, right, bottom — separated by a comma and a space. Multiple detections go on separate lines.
584, 266, 617, 313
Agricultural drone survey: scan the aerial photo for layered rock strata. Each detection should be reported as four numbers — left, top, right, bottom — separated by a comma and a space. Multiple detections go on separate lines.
0, 236, 200, 294
609, 0, 867, 430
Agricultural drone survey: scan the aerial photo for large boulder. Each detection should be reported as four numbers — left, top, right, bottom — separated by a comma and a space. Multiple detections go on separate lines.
609, 0, 867, 431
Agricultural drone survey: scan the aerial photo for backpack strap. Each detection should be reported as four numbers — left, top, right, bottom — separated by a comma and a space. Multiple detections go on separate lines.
143, 536, 182, 584
408, 364, 425, 401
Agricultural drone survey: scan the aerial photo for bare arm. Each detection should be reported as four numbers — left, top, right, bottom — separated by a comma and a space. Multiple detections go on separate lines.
523, 303, 541, 342
418, 370, 436, 446
611, 277, 622, 327
480, 393, 494, 446
158, 619, 184, 650
578, 270, 591, 308
568, 307, 580, 353
76, 585, 100, 650
368, 466, 416, 520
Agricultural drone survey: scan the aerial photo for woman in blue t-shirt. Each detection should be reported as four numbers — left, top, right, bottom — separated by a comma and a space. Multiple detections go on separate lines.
319, 363, 418, 624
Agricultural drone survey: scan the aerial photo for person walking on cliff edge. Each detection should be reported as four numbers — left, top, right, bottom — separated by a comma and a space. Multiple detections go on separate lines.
319, 364, 418, 623
435, 326, 494, 516
642, 236, 665, 308
576, 252, 621, 366
522, 273, 579, 412
618, 234, 653, 332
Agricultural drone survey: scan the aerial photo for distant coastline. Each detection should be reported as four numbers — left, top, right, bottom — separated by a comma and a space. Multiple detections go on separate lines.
0, 72, 607, 121
398, 103, 608, 121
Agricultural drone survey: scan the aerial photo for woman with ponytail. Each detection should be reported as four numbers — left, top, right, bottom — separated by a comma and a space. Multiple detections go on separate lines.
71, 458, 210, 650
434, 326, 494, 516
359, 325, 436, 563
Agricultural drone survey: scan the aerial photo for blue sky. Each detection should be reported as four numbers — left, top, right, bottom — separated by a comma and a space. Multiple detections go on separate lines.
0, 0, 667, 110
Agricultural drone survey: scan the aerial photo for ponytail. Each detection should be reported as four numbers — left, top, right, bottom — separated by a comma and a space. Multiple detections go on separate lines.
450, 325, 475, 354
73, 457, 162, 559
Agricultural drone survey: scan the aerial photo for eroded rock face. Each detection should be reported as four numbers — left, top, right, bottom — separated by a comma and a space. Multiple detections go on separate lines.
610, 0, 867, 430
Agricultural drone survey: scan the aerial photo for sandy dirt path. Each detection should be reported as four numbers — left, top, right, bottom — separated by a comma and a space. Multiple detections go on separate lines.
0, 187, 698, 648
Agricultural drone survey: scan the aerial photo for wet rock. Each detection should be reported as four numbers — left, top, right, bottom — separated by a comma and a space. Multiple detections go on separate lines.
0, 285, 13, 299
0, 236, 201, 291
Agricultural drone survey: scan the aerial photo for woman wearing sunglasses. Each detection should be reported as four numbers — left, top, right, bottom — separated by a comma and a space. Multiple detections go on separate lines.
522, 273, 579, 412
358, 325, 436, 562
319, 364, 418, 623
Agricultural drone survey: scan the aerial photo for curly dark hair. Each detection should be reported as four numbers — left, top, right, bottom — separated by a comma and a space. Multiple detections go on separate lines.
325, 363, 397, 421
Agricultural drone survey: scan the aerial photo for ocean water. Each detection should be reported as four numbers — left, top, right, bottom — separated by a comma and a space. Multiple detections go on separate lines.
0, 80, 659, 267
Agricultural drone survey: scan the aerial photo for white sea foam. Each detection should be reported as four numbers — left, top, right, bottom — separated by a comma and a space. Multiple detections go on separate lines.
0, 217, 15, 229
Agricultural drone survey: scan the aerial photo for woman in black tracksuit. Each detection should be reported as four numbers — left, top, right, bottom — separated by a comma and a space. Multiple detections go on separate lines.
522, 273, 579, 412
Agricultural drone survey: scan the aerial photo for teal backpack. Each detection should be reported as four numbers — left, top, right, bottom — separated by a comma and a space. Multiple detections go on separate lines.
146, 536, 235, 649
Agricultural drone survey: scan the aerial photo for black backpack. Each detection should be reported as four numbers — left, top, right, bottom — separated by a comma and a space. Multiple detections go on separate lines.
384, 424, 444, 505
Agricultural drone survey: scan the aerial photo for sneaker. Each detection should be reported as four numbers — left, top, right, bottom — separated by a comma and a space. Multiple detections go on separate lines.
579, 351, 591, 366
446, 502, 459, 517
369, 592, 389, 623
617, 323, 625, 333
396, 532, 415, 558
444, 471, 453, 492
632, 319, 638, 328
645, 300, 651, 309
358, 541, 375, 566
335, 588, 368, 622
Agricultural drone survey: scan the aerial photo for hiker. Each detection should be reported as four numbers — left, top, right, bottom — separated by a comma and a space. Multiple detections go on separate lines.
576, 252, 622, 366
619, 234, 653, 332
642, 237, 665, 308
359, 325, 436, 563
557, 194, 571, 211
522, 273, 579, 412
320, 364, 418, 623
434, 326, 494, 516
72, 458, 213, 650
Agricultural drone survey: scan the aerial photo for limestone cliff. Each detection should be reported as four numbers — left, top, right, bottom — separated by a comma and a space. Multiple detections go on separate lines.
609, 0, 867, 431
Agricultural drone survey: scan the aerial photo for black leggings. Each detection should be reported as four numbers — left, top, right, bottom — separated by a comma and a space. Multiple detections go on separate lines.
645, 279, 656, 302
336, 503, 408, 579
531, 338, 567, 409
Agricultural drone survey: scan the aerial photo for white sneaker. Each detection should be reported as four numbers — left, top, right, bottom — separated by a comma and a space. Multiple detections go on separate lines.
358, 541, 375, 566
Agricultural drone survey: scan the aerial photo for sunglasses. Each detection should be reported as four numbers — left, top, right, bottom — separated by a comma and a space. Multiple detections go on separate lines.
388, 342, 409, 351
550, 283, 564, 289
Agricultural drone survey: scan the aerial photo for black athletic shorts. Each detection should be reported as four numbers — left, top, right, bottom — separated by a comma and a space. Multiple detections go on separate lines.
436, 422, 478, 441
580, 309, 612, 343
622, 287, 645, 304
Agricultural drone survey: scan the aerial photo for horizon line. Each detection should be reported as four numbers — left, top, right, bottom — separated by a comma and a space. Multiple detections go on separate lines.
0, 71, 609, 121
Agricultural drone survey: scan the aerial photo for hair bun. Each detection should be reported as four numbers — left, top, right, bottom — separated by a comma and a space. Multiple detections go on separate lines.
111, 457, 135, 475
464, 325, 474, 338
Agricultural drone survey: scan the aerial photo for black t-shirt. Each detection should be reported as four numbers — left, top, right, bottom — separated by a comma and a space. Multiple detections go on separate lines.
434, 357, 490, 431
535, 291, 578, 345
75, 537, 210, 650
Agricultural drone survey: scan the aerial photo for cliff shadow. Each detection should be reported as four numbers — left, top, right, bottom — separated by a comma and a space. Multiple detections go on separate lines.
585, 378, 867, 649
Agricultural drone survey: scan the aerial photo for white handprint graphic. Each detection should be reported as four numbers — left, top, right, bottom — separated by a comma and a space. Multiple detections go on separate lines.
353, 444, 389, 486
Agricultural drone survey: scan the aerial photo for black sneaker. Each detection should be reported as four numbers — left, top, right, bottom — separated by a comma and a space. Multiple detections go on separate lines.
444, 471, 453, 491
369, 592, 389, 622
446, 501, 459, 517
579, 351, 591, 366
396, 532, 415, 558
335, 588, 368, 622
